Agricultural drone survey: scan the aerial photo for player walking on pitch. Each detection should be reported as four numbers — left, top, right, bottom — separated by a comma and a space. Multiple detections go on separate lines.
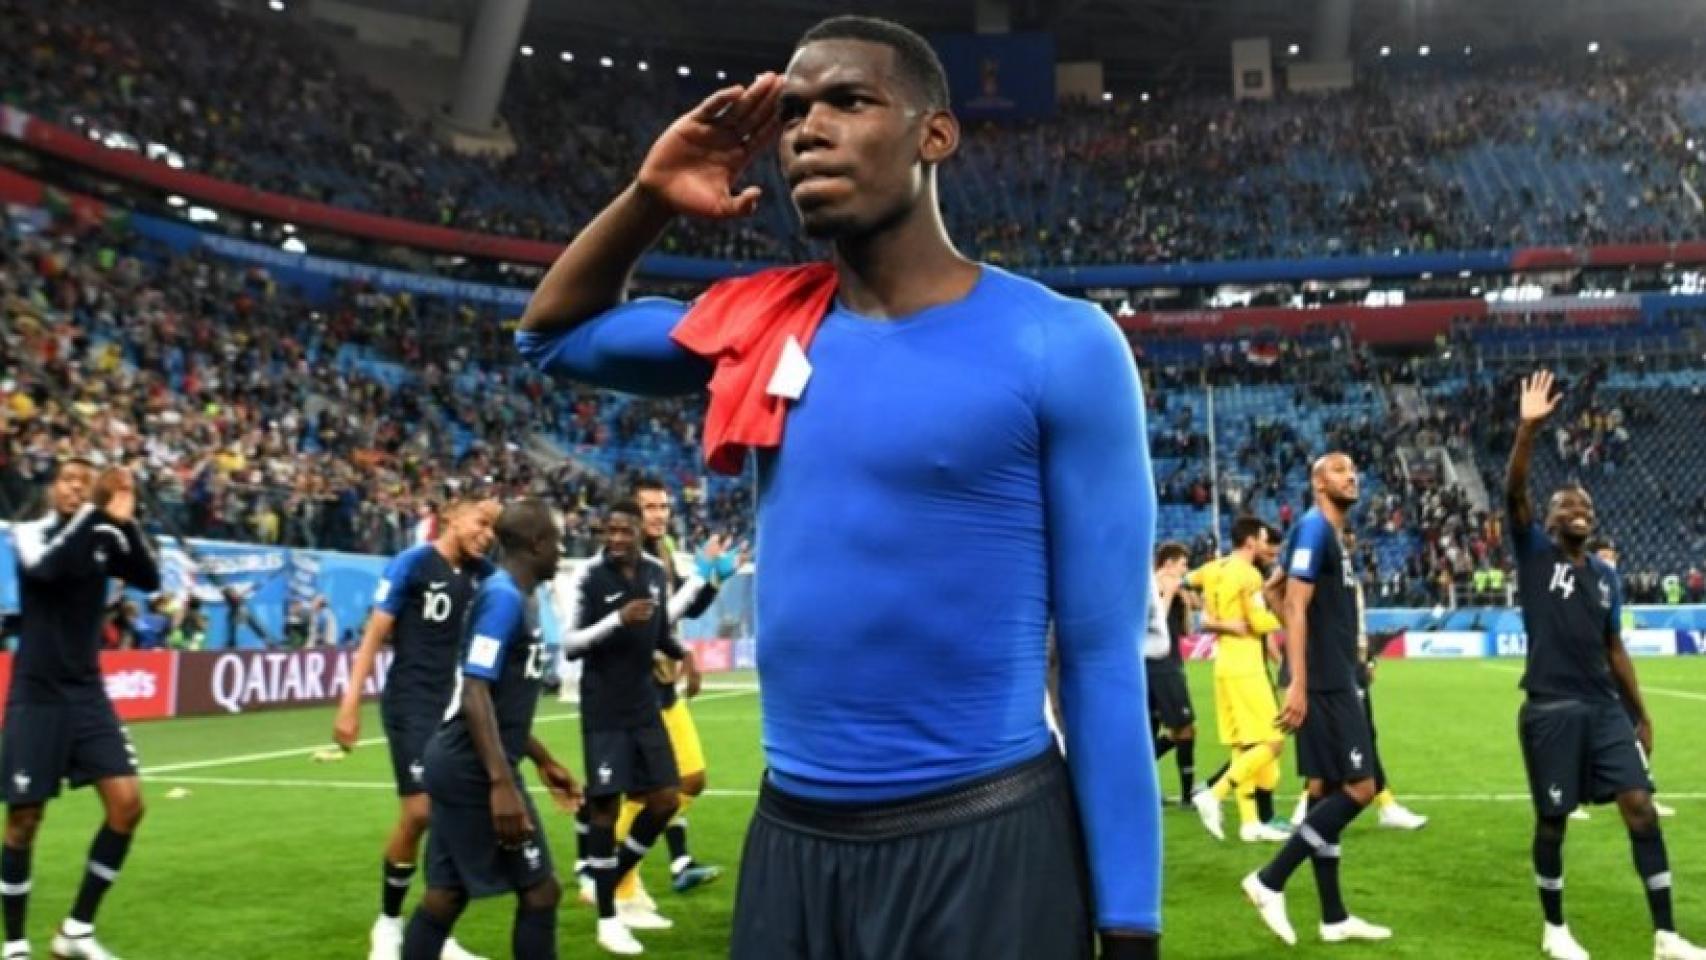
400, 500, 581, 960
335, 497, 499, 960
1242, 454, 1392, 947
1505, 371, 1705, 960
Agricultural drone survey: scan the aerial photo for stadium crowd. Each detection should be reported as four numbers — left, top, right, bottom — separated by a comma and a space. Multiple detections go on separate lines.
8, 196, 1703, 614
0, 209, 749, 559
5, 0, 1706, 268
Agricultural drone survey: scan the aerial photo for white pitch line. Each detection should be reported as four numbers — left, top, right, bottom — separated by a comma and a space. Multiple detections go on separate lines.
150, 774, 761, 798
141, 689, 755, 775
143, 776, 1705, 804
1398, 792, 1706, 802
1482, 664, 1706, 702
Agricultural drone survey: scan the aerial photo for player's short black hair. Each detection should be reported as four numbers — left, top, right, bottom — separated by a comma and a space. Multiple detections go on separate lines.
632, 475, 668, 496
797, 15, 950, 111
57, 456, 96, 476
1266, 522, 1287, 546
1231, 515, 1268, 550
1155, 542, 1190, 567
444, 492, 495, 516
494, 499, 555, 552
607, 499, 643, 523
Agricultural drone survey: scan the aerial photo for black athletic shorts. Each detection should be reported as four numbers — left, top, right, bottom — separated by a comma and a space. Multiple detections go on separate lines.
582, 718, 678, 799
1, 698, 138, 806
1146, 666, 1194, 731
423, 773, 556, 898
381, 700, 438, 797
1296, 689, 1379, 785
1519, 697, 1653, 817
731, 748, 1095, 960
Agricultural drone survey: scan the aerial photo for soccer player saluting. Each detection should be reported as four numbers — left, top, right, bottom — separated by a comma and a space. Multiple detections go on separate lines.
400, 499, 581, 960
335, 496, 499, 960
515, 15, 1159, 957
1242, 453, 1392, 946
4, 461, 158, 960
1505, 371, 1705, 960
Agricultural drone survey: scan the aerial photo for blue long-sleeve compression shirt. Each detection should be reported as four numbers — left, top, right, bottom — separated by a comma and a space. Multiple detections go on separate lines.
519, 265, 1161, 932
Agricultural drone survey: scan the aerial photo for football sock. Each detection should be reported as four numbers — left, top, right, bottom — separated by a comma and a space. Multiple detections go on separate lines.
1631, 825, 1674, 932
69, 826, 131, 925
382, 860, 416, 919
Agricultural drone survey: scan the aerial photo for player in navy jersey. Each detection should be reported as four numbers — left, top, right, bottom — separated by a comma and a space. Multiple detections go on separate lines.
334, 496, 498, 960
1242, 453, 1392, 947
597, 478, 725, 919
3, 461, 157, 960
1505, 372, 1705, 960
513, 15, 1158, 958
401, 499, 581, 960
559, 502, 687, 954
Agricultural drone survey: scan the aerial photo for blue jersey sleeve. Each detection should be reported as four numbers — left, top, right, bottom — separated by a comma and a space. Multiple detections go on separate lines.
462, 585, 525, 681
515, 298, 712, 396
1286, 514, 1333, 583
373, 547, 421, 616
1040, 303, 1161, 934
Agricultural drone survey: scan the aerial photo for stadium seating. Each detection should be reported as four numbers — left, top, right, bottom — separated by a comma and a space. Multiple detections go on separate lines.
0, 207, 751, 556
7, 0, 1706, 266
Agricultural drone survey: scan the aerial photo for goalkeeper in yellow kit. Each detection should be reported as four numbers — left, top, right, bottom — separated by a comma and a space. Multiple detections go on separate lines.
1189, 516, 1292, 843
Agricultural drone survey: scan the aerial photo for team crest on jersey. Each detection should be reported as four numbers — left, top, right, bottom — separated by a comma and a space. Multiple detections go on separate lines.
11, 772, 29, 793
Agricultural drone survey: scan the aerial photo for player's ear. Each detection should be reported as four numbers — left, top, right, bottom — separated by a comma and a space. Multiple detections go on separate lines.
919, 108, 958, 165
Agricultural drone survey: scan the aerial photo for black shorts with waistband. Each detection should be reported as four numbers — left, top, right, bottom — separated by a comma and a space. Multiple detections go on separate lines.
730, 748, 1095, 960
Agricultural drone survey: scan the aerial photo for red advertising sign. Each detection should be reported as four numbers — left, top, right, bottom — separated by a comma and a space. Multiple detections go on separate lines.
99, 651, 178, 721
0, 652, 175, 721
1118, 299, 1485, 344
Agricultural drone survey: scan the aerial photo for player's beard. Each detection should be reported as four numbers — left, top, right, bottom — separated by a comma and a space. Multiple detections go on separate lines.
1554, 523, 1590, 549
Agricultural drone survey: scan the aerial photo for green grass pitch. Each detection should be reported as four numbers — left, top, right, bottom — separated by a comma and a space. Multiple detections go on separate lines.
15, 660, 1704, 957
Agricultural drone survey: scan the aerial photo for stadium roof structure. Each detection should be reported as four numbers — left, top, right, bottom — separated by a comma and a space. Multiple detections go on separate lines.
375, 0, 1706, 94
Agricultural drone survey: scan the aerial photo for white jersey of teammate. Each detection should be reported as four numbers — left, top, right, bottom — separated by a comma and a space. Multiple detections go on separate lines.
1045, 582, 1169, 750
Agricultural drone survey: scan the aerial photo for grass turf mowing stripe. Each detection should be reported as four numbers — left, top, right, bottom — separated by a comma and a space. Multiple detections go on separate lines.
1481, 663, 1706, 701
141, 688, 756, 774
